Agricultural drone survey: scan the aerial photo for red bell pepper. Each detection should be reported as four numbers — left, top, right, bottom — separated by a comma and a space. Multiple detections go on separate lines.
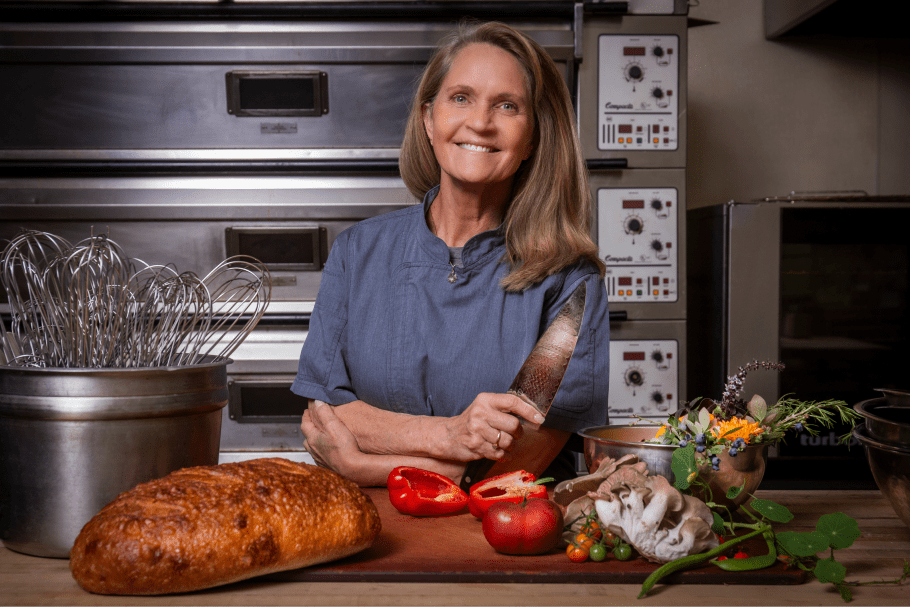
387, 466, 468, 516
467, 470, 553, 519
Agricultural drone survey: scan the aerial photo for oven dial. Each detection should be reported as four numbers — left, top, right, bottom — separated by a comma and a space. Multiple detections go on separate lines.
651, 198, 663, 211
651, 391, 669, 412
650, 239, 664, 253
623, 215, 644, 235
624, 62, 645, 82
624, 367, 645, 387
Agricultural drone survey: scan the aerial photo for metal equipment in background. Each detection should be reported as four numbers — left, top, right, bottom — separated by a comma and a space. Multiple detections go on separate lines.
687, 194, 910, 489
0, 0, 689, 464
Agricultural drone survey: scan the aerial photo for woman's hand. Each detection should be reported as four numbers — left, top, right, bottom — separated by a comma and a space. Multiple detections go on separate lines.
301, 400, 363, 476
442, 392, 545, 461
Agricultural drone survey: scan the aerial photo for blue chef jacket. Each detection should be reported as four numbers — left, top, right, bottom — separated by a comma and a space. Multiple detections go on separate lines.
292, 186, 611, 435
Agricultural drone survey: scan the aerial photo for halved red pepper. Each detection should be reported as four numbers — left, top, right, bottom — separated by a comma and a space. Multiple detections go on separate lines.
467, 470, 552, 519
387, 466, 468, 516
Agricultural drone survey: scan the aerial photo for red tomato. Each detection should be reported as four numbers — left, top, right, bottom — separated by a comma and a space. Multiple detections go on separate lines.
481, 497, 564, 555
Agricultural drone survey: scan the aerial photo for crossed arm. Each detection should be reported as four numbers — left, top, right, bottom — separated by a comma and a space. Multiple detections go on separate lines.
300, 394, 571, 487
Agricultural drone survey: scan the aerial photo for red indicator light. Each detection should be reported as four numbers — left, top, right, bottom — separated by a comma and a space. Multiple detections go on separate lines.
622, 199, 645, 209
623, 352, 646, 361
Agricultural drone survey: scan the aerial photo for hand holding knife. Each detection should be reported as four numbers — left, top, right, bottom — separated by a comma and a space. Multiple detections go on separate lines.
459, 281, 587, 490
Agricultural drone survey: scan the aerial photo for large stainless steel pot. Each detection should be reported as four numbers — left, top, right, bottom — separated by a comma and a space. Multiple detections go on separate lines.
0, 357, 229, 558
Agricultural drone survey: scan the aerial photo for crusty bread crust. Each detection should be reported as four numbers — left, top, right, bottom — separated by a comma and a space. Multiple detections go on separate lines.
70, 458, 381, 595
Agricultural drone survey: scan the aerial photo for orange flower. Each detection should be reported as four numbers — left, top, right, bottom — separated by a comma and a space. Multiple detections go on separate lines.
711, 416, 763, 444
655, 425, 667, 439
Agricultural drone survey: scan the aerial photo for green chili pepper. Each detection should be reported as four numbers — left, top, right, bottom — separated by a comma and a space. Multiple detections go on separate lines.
710, 531, 777, 572
710, 552, 778, 571
637, 526, 769, 599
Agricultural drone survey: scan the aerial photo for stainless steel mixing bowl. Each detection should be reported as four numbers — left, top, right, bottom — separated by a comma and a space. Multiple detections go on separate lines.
0, 357, 229, 558
579, 425, 676, 480
853, 423, 910, 531
854, 397, 910, 445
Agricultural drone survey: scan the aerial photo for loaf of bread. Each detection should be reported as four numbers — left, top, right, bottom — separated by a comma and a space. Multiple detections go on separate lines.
70, 458, 381, 595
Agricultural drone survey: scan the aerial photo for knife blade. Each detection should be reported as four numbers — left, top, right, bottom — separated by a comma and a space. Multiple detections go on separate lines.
459, 281, 587, 490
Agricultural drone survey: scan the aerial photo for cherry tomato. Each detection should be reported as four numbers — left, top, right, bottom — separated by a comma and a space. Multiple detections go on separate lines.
481, 498, 564, 555
613, 543, 632, 561
734, 551, 749, 559
574, 533, 595, 551
589, 543, 607, 562
602, 530, 617, 546
580, 518, 603, 541
567, 543, 589, 562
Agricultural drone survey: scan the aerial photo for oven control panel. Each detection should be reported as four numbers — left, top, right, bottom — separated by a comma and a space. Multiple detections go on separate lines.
597, 34, 679, 151
598, 187, 679, 303
608, 339, 679, 425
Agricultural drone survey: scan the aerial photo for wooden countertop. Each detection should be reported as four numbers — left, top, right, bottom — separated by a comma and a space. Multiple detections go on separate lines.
2, 490, 908, 606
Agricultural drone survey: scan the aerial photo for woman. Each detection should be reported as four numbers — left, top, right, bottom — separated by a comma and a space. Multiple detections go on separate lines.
294, 21, 610, 487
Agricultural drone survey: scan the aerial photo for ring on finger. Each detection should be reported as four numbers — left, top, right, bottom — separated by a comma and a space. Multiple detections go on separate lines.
494, 430, 502, 449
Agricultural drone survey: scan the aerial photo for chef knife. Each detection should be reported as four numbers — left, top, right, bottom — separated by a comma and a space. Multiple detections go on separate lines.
459, 281, 587, 491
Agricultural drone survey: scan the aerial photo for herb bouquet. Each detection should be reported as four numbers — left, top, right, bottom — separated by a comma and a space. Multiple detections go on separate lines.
642, 360, 861, 509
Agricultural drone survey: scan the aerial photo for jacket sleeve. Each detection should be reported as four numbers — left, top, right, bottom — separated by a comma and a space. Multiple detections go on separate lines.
290, 229, 358, 405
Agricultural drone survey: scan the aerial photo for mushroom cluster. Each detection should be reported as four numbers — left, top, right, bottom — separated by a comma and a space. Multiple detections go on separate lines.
554, 455, 719, 563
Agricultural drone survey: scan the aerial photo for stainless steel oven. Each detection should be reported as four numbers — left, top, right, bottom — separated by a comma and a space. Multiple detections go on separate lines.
576, 6, 689, 426
0, 0, 586, 465
687, 194, 910, 488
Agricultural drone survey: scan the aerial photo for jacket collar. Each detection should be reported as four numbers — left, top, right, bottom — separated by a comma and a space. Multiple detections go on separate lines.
418, 185, 506, 266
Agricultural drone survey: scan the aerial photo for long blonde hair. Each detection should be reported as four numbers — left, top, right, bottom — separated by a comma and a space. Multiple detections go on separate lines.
400, 21, 605, 291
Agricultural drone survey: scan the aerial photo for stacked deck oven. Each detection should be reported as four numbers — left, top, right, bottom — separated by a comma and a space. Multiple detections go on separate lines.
577, 2, 689, 428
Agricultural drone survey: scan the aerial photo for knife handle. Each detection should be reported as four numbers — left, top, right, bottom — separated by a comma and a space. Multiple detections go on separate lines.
459, 457, 497, 492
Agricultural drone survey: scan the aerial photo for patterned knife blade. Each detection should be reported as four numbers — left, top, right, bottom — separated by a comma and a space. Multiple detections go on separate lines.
508, 280, 586, 418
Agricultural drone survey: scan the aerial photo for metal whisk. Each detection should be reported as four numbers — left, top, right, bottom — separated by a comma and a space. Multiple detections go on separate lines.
0, 230, 271, 369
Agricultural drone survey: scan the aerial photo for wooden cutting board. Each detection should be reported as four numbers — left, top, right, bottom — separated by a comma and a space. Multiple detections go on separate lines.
266, 488, 807, 585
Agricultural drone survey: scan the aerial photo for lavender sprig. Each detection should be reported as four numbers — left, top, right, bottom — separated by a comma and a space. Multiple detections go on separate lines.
721, 360, 785, 418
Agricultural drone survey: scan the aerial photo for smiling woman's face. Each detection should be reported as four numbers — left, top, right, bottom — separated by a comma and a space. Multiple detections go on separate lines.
423, 43, 535, 193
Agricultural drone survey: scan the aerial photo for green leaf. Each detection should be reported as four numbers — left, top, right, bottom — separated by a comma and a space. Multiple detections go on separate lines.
814, 557, 847, 584
671, 443, 697, 490
698, 407, 711, 428
816, 513, 861, 550
726, 482, 745, 499
749, 498, 794, 523
777, 531, 830, 557
711, 512, 725, 535
747, 394, 767, 422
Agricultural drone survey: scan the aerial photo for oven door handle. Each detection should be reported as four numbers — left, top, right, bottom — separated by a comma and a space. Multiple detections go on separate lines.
0, 159, 401, 177
609, 311, 628, 322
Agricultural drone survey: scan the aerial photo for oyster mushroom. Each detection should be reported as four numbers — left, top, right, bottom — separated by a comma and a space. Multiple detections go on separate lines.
591, 466, 719, 563
555, 455, 649, 537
